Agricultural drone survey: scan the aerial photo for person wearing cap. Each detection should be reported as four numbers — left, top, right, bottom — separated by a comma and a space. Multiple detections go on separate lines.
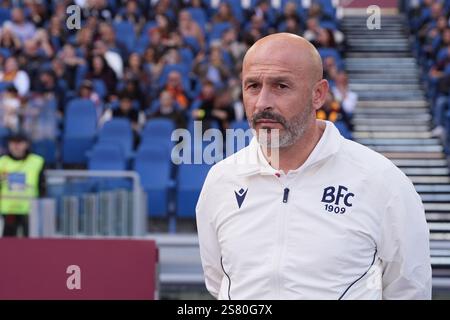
0, 132, 45, 237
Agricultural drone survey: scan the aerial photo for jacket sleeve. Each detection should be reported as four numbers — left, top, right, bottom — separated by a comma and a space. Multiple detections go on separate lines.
196, 167, 223, 299
378, 166, 432, 299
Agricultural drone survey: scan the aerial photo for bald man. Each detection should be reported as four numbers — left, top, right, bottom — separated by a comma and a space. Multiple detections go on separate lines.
196, 33, 431, 300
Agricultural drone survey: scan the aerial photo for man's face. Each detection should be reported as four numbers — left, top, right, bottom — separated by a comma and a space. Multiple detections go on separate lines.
242, 44, 316, 148
9, 140, 28, 158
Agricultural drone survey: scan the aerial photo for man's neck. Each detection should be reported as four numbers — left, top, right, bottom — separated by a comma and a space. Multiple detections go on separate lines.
262, 120, 326, 173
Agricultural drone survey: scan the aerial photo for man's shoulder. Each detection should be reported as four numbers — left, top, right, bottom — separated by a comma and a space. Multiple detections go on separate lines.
338, 137, 400, 176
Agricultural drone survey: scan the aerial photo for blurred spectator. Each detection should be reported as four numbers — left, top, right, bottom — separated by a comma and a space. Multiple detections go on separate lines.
77, 79, 102, 117
331, 71, 358, 118
100, 91, 144, 146
75, 27, 94, 59
178, 9, 205, 51
204, 45, 231, 88
97, 21, 128, 59
115, 0, 145, 32
3, 7, 36, 43
34, 70, 61, 97
18, 37, 51, 91
83, 0, 114, 21
317, 28, 337, 49
276, 1, 303, 31
92, 39, 124, 79
23, 87, 59, 141
192, 86, 235, 134
316, 91, 352, 131
0, 132, 45, 237
120, 78, 147, 111
148, 90, 187, 129
193, 79, 216, 112
0, 56, 30, 96
323, 56, 339, 83
220, 27, 247, 66
0, 86, 21, 131
303, 17, 322, 46
48, 16, 66, 51
24, 0, 48, 28
85, 54, 118, 99
164, 70, 189, 110
247, 0, 277, 32
57, 43, 86, 91
212, 2, 239, 28
0, 26, 22, 55
284, 16, 302, 35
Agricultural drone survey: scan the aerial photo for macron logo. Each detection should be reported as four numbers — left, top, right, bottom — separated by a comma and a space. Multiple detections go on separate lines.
234, 188, 248, 209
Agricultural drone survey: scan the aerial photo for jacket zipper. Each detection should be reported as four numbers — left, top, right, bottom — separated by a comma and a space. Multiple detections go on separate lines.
283, 188, 290, 203
275, 184, 290, 298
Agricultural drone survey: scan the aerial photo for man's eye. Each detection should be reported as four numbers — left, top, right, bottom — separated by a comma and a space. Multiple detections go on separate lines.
278, 84, 288, 89
247, 83, 259, 89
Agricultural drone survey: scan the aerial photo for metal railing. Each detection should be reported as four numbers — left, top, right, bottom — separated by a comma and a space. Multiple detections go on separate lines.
29, 170, 146, 237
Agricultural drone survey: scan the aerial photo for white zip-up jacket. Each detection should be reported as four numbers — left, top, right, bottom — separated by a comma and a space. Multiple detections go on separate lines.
196, 120, 432, 300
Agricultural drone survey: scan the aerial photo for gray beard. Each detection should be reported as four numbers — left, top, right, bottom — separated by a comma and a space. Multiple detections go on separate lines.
256, 104, 313, 149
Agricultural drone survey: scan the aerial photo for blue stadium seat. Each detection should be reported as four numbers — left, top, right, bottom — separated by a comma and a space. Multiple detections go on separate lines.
334, 120, 352, 140
320, 20, 338, 30
87, 143, 130, 191
183, 36, 201, 54
222, 0, 244, 23
315, 0, 337, 21
32, 139, 57, 166
134, 145, 174, 217
0, 81, 13, 92
158, 63, 190, 88
0, 125, 10, 152
186, 7, 207, 33
179, 47, 194, 67
141, 118, 176, 145
75, 64, 88, 90
209, 22, 232, 43
226, 120, 253, 155
92, 79, 108, 100
62, 99, 98, 165
98, 119, 134, 158
318, 48, 344, 69
176, 163, 211, 217
88, 143, 127, 171
0, 8, 11, 25
113, 21, 136, 53
0, 48, 11, 58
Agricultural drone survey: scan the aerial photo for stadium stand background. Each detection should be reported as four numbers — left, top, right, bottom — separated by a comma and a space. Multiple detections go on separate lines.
1, 0, 450, 299
0, 0, 351, 226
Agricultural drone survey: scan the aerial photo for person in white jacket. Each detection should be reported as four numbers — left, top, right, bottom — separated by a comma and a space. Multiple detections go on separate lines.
196, 33, 432, 300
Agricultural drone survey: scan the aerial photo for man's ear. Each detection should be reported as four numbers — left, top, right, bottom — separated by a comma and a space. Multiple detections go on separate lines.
311, 79, 329, 111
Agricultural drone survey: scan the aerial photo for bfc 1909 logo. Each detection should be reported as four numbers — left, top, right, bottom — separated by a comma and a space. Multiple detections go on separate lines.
321, 185, 354, 214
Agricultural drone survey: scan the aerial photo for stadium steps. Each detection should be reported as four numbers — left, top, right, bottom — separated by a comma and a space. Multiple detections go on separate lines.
342, 14, 450, 287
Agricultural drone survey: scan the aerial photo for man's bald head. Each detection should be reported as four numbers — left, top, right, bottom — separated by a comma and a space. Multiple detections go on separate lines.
243, 33, 323, 85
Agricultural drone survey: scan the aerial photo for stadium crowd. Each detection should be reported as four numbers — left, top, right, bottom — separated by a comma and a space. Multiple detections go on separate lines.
407, 0, 450, 147
0, 0, 355, 166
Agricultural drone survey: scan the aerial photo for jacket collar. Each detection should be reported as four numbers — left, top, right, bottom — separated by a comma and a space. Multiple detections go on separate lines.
235, 120, 343, 177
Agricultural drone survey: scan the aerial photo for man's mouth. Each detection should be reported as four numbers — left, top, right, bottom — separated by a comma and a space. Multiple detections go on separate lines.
255, 119, 284, 129
256, 119, 279, 124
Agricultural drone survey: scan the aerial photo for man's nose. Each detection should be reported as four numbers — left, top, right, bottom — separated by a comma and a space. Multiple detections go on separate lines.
254, 85, 275, 113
